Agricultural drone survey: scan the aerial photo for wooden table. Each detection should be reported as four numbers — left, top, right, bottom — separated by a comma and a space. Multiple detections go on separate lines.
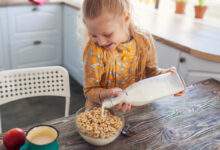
1, 79, 220, 150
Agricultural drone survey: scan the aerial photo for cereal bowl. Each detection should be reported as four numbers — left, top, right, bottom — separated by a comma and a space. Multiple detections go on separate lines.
75, 107, 125, 146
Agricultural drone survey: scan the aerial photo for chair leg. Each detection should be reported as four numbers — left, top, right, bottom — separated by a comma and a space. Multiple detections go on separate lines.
65, 97, 70, 117
0, 111, 2, 133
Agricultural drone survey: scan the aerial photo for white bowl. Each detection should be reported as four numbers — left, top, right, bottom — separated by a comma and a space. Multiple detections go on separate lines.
75, 107, 124, 146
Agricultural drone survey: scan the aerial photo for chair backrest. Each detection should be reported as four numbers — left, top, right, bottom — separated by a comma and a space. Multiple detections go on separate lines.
0, 66, 70, 104
0, 66, 71, 132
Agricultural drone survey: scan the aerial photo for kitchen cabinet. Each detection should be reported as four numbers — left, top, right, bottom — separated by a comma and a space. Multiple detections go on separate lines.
0, 8, 10, 71
10, 36, 62, 68
8, 5, 62, 68
178, 52, 220, 85
8, 5, 62, 39
155, 41, 181, 70
156, 41, 220, 85
63, 5, 84, 85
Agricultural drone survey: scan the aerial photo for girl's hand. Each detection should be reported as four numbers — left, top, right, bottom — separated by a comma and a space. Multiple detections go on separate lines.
165, 67, 177, 74
115, 103, 132, 112
174, 91, 185, 96
109, 88, 123, 97
101, 88, 132, 112
109, 88, 132, 112
164, 67, 185, 97
109, 89, 133, 112
100, 87, 123, 101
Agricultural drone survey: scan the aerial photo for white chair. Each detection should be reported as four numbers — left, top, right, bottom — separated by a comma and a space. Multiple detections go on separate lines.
0, 66, 71, 133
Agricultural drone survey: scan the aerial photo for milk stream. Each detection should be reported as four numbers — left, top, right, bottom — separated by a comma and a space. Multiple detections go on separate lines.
101, 105, 105, 117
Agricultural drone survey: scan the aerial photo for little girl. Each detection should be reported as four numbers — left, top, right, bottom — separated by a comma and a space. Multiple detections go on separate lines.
82, 0, 184, 112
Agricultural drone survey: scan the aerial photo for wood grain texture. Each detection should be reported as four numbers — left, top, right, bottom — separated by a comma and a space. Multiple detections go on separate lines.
1, 79, 220, 150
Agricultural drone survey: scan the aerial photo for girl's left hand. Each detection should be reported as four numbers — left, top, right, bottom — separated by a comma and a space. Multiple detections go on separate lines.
164, 67, 185, 97
165, 67, 177, 74
115, 103, 132, 112
174, 91, 185, 96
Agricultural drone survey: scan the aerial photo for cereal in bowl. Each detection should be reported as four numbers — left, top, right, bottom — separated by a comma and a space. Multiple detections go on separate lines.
76, 107, 123, 139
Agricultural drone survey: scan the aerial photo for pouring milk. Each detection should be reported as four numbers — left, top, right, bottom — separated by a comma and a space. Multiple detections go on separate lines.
102, 71, 185, 111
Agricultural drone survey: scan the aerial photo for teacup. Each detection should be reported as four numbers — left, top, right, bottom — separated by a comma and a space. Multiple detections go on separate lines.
20, 125, 59, 150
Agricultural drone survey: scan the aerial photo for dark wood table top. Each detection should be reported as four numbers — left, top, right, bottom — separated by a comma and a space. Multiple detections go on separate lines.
1, 79, 220, 150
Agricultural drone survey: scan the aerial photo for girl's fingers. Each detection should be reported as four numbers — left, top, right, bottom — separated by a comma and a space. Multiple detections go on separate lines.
121, 103, 127, 112
168, 67, 177, 73
174, 91, 185, 96
115, 103, 132, 112
115, 103, 123, 110
111, 88, 123, 97
102, 88, 122, 99
162, 67, 176, 74
121, 103, 132, 112
127, 104, 132, 111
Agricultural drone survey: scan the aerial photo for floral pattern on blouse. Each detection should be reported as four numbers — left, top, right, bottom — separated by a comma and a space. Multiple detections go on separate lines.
83, 32, 163, 107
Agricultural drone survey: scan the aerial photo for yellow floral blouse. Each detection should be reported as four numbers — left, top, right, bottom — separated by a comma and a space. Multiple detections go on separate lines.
83, 32, 164, 107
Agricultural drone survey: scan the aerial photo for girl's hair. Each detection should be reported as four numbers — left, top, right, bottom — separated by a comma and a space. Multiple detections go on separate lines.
82, 0, 131, 19
82, 0, 137, 38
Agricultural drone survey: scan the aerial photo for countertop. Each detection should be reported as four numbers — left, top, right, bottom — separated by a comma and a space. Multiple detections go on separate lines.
138, 10, 220, 63
0, 0, 220, 63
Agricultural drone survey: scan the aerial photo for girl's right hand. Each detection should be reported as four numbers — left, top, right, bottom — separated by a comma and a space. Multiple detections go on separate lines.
115, 103, 132, 112
110, 88, 132, 112
101, 88, 132, 112
100, 87, 123, 101
109, 87, 123, 97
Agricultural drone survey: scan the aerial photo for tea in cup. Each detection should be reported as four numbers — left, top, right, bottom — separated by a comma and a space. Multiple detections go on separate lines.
20, 125, 59, 150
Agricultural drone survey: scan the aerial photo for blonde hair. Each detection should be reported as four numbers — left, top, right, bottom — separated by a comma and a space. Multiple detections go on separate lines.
83, 0, 137, 38
83, 0, 131, 19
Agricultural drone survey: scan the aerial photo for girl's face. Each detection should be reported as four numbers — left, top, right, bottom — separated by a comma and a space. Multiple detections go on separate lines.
84, 12, 130, 51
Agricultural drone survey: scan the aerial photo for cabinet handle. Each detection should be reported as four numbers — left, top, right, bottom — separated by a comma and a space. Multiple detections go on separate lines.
32, 7, 39, 11
33, 41, 42, 45
179, 57, 186, 63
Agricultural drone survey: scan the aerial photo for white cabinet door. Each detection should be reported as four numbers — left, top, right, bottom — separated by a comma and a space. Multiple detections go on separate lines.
179, 52, 220, 85
155, 41, 181, 70
8, 5, 62, 39
0, 8, 10, 71
8, 5, 62, 68
64, 5, 85, 85
10, 36, 62, 68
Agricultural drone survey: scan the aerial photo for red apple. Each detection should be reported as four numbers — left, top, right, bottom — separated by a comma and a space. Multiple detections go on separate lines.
3, 128, 26, 150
